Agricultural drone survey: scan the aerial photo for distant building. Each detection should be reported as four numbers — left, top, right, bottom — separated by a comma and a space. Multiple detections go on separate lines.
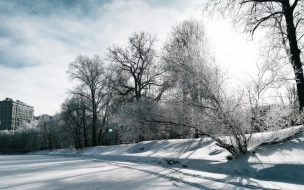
0, 98, 34, 131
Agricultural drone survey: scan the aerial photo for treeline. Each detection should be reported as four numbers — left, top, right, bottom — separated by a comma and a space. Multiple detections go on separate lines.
2, 19, 303, 156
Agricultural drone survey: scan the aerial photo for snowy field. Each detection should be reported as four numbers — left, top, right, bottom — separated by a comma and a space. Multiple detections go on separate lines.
1, 126, 304, 189
0, 155, 203, 190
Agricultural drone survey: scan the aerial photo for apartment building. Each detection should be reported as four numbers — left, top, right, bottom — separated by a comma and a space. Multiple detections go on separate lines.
0, 98, 34, 131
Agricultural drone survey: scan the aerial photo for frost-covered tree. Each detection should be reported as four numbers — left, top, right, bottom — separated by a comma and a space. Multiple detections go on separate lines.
160, 19, 252, 156
161, 19, 209, 137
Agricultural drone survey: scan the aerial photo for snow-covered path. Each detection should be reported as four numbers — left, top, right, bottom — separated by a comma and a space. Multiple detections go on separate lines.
0, 155, 270, 190
0, 154, 298, 190
0, 155, 205, 190
0, 155, 197, 190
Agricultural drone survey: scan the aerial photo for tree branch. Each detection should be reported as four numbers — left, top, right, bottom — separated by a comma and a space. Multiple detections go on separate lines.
252, 11, 283, 35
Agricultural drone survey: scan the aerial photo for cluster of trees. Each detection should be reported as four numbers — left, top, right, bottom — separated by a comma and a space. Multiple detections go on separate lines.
2, 1, 303, 156
57, 16, 302, 156
0, 115, 65, 151
0, 123, 40, 150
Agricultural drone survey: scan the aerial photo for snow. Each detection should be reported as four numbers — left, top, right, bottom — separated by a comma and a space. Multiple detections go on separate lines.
1, 125, 304, 189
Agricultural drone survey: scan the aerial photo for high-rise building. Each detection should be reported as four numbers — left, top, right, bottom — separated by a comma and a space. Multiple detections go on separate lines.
0, 98, 34, 131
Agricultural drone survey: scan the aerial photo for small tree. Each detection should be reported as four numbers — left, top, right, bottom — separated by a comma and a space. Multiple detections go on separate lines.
244, 58, 289, 132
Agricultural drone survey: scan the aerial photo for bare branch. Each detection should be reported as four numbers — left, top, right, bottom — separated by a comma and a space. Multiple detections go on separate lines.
252, 11, 283, 35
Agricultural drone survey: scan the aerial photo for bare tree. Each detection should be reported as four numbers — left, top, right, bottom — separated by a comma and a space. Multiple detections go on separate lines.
204, 0, 304, 111
107, 31, 163, 102
67, 55, 109, 146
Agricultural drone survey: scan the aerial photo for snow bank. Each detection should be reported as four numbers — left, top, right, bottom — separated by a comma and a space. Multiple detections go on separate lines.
30, 125, 304, 186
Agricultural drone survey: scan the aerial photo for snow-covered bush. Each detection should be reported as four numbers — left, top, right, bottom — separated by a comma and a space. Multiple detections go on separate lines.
261, 105, 304, 131
112, 98, 166, 143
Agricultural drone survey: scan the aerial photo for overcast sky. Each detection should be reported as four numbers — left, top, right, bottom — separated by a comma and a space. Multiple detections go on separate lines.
0, 0, 260, 115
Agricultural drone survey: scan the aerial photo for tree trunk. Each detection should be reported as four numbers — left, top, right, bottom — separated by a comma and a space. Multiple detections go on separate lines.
282, 1, 304, 111
82, 107, 89, 147
92, 111, 97, 146
77, 127, 83, 149
98, 110, 108, 145
92, 91, 97, 146
49, 140, 52, 151
97, 128, 102, 145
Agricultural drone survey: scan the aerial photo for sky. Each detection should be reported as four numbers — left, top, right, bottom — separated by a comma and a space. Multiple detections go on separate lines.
0, 0, 261, 115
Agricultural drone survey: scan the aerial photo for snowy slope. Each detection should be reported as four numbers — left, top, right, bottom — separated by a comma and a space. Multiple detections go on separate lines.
30, 125, 304, 189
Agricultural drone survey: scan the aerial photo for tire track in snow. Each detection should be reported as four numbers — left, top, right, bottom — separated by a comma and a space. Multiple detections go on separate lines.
106, 161, 215, 190
103, 161, 277, 190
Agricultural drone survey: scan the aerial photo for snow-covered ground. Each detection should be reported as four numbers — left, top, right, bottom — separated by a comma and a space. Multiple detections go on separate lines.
1, 126, 304, 189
